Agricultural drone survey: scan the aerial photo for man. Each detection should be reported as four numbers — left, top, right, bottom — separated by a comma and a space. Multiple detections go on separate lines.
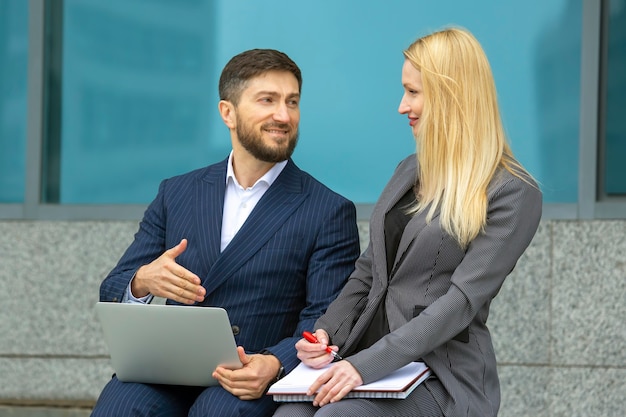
91, 49, 361, 417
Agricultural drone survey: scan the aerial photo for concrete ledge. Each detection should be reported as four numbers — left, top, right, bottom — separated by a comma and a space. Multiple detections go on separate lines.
499, 365, 550, 417
1, 219, 624, 417
0, 406, 91, 417
0, 358, 111, 405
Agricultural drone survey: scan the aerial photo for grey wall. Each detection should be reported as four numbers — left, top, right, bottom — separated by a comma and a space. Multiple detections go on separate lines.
0, 220, 624, 416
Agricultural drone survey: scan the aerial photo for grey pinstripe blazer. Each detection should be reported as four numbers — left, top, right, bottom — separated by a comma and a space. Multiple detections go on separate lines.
316, 154, 542, 416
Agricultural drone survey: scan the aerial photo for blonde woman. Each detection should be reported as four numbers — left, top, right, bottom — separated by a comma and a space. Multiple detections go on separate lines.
273, 27, 542, 417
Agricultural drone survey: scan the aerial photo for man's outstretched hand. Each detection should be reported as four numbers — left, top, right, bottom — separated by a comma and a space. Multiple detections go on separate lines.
131, 239, 205, 304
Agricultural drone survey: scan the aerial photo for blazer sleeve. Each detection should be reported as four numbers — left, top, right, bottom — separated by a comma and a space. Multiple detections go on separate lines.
267, 197, 361, 372
344, 174, 542, 384
314, 244, 374, 344
99, 179, 169, 302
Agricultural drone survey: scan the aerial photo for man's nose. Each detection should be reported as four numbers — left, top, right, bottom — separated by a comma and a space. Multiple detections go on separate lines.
273, 103, 291, 122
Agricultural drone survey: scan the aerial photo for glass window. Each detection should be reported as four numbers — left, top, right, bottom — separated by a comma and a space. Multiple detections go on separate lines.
0, 0, 28, 203
46, 0, 581, 206
532, 0, 582, 203
603, 0, 626, 196
52, 0, 222, 204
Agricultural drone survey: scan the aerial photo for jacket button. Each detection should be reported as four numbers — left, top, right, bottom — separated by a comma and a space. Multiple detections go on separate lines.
231, 325, 240, 336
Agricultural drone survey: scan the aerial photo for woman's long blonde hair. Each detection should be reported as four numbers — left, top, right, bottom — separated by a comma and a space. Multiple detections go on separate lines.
404, 27, 532, 249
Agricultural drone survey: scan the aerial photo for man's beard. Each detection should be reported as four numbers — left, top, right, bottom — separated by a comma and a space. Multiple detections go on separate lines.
236, 117, 299, 163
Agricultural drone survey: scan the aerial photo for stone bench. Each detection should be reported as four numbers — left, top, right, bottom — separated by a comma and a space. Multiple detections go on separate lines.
1, 220, 624, 416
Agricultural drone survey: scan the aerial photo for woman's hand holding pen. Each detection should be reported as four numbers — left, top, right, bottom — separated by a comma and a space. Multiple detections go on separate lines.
296, 330, 339, 368
296, 329, 363, 407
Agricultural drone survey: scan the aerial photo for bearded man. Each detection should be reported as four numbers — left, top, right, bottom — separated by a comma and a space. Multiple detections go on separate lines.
92, 49, 360, 417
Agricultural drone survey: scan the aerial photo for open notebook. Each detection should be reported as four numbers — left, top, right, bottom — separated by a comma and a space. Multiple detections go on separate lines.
267, 361, 431, 401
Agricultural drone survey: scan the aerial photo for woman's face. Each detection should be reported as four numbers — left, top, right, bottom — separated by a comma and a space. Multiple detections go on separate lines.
398, 60, 424, 136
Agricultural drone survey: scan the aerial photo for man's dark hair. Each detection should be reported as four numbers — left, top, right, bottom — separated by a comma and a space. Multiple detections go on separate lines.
218, 49, 302, 105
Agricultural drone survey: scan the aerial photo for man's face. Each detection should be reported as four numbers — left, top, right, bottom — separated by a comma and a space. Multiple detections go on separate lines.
233, 70, 300, 163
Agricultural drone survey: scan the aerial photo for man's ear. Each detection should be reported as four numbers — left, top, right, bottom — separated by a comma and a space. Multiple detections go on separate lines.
218, 100, 236, 129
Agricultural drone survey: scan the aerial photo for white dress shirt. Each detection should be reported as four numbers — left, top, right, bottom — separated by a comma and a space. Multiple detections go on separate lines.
124, 152, 287, 303
220, 153, 287, 251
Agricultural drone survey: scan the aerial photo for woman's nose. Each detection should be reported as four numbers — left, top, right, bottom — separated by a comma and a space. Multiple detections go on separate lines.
398, 98, 410, 114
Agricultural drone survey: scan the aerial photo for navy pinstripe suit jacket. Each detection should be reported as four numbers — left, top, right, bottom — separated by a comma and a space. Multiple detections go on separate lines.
99, 157, 361, 374
316, 155, 542, 416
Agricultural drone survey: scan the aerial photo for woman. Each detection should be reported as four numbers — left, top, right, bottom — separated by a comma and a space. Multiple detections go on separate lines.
273, 27, 542, 417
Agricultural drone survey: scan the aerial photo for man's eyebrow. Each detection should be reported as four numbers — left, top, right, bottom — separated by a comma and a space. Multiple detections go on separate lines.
254, 90, 280, 97
253, 91, 300, 99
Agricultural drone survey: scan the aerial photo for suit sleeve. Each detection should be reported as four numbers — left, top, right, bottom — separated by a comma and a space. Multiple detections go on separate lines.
314, 244, 375, 344
99, 180, 169, 302
267, 197, 361, 372
345, 176, 542, 384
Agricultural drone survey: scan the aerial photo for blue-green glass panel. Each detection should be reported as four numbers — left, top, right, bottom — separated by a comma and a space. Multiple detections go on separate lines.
0, 0, 28, 203
215, 0, 581, 203
60, 0, 220, 203
58, 0, 580, 204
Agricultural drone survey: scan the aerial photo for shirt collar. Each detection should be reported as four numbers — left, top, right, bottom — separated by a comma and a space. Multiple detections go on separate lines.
226, 151, 288, 189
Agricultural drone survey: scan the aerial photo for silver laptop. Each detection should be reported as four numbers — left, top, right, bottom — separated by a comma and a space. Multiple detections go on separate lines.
95, 302, 242, 386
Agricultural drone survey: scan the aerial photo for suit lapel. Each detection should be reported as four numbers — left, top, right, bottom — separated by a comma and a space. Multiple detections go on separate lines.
195, 160, 228, 274
393, 176, 441, 273
372, 156, 442, 280
394, 203, 439, 268
370, 158, 418, 284
200, 160, 306, 297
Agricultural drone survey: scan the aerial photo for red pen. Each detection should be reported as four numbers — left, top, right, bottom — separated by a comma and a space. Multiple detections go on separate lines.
302, 331, 343, 360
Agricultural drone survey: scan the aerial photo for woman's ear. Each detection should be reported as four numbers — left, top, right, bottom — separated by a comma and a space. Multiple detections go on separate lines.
218, 100, 236, 129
